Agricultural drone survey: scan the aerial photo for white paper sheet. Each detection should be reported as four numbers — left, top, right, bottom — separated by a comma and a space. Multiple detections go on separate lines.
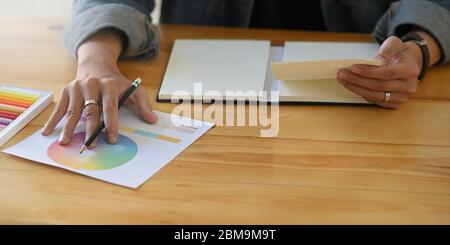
3, 109, 214, 188
159, 39, 271, 101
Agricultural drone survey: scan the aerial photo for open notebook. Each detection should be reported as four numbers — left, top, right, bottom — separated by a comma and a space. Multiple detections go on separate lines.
158, 39, 381, 103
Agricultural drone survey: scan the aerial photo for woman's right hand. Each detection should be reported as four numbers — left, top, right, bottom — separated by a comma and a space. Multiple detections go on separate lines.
41, 29, 158, 148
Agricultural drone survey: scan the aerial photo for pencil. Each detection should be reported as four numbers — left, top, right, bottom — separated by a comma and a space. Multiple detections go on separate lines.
79, 77, 142, 154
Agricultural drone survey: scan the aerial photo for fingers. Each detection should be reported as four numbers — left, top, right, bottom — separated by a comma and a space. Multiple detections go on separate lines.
350, 36, 420, 81
352, 57, 420, 81
131, 87, 158, 124
337, 69, 417, 94
101, 80, 119, 144
337, 78, 409, 108
59, 84, 83, 145
82, 78, 101, 148
42, 86, 70, 135
350, 61, 409, 81
43, 76, 157, 147
375, 36, 406, 66
337, 36, 420, 108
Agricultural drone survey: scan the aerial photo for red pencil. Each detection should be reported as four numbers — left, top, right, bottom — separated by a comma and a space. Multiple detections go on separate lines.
0, 111, 19, 119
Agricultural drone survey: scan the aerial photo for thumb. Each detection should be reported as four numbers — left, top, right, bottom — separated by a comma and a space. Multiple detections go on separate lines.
132, 87, 158, 124
376, 36, 407, 66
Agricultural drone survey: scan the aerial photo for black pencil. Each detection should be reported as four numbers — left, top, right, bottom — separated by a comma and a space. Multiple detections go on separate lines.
79, 77, 142, 154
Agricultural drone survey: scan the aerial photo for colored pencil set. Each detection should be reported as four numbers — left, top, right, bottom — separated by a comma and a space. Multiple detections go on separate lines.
0, 88, 39, 130
0, 85, 53, 147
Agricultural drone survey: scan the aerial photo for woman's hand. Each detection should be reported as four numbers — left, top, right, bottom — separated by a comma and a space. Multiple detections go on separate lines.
337, 31, 441, 109
337, 36, 421, 109
42, 29, 158, 148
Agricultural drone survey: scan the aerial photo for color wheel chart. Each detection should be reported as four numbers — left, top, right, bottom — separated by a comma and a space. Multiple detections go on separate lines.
47, 115, 199, 171
48, 132, 138, 170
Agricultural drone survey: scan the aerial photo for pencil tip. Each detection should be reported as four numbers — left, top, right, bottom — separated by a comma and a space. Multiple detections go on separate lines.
79, 145, 87, 155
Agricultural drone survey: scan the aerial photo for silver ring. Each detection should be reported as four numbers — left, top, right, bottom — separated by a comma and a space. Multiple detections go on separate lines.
84, 99, 100, 108
383, 92, 391, 103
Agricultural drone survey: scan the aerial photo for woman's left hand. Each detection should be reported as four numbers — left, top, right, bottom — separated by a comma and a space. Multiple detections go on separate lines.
337, 36, 422, 109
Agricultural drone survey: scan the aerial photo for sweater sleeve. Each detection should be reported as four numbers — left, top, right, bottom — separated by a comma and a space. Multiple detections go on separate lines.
63, 0, 159, 60
373, 0, 450, 64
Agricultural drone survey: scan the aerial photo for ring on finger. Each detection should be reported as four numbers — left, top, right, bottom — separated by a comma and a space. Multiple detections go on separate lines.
84, 99, 100, 108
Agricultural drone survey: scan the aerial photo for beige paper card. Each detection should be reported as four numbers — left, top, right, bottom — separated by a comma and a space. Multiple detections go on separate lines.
271, 59, 382, 81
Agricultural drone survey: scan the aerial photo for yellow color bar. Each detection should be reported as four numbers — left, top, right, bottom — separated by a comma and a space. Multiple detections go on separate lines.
157, 134, 182, 143
119, 125, 134, 134
118, 125, 182, 144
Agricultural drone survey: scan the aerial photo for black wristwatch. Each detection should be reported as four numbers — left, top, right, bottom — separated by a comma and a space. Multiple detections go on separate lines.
401, 32, 430, 81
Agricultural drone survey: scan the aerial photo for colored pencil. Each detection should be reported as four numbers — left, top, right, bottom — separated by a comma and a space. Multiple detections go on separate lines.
0, 111, 19, 119
0, 98, 31, 108
0, 103, 26, 113
0, 90, 39, 101
0, 117, 12, 126
0, 93, 35, 104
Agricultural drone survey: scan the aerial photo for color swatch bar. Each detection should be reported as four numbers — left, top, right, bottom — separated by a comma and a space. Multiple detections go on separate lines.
158, 121, 198, 134
0, 88, 38, 133
119, 125, 181, 144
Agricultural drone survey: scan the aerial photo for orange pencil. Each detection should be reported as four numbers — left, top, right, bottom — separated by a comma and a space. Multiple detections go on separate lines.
0, 98, 31, 108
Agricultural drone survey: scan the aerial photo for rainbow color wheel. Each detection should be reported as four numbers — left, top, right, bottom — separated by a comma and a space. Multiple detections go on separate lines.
47, 132, 138, 170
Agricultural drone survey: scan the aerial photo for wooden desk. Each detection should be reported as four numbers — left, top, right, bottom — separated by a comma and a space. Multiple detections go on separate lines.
1, 19, 449, 224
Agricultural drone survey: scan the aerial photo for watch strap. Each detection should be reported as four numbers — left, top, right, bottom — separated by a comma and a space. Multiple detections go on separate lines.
401, 32, 430, 81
